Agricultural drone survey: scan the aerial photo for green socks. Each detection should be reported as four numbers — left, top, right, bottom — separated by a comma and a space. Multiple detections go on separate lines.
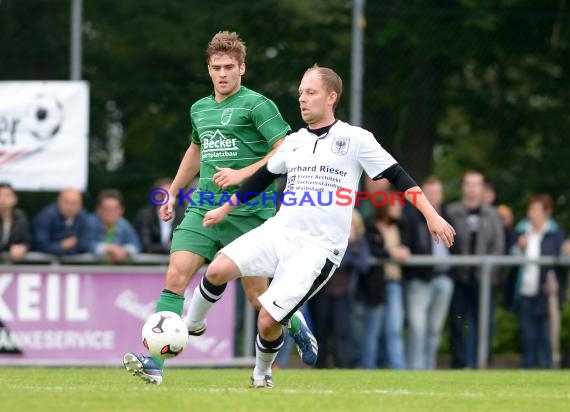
151, 290, 185, 368
155, 289, 185, 315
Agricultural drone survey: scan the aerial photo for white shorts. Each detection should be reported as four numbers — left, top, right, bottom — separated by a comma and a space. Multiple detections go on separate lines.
220, 219, 338, 323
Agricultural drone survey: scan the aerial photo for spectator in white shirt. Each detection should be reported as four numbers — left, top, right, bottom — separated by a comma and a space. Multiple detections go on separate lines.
513, 194, 566, 368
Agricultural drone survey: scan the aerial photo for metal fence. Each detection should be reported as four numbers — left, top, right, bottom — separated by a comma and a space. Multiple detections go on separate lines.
368, 254, 570, 369
3, 252, 569, 368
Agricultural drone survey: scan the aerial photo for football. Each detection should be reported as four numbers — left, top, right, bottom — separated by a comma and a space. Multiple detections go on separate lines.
27, 94, 65, 141
142, 311, 188, 359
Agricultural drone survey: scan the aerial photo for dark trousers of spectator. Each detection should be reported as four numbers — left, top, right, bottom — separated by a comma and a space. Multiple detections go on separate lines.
310, 291, 352, 368
518, 296, 551, 369
449, 280, 494, 368
450, 280, 476, 368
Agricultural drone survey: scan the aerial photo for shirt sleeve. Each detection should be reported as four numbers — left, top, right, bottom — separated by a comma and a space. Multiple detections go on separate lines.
358, 131, 398, 179
190, 107, 200, 145
267, 135, 294, 174
251, 96, 291, 146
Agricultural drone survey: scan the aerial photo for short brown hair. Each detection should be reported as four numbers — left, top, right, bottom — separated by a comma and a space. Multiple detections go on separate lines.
422, 176, 442, 186
461, 169, 485, 184
152, 177, 172, 190
305, 65, 343, 110
96, 189, 124, 208
528, 193, 553, 215
206, 31, 247, 65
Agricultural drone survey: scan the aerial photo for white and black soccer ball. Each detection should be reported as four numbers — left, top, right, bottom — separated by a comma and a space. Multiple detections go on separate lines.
142, 311, 188, 359
27, 94, 64, 141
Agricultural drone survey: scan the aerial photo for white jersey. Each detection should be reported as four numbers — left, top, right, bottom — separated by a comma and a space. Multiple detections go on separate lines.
267, 120, 397, 262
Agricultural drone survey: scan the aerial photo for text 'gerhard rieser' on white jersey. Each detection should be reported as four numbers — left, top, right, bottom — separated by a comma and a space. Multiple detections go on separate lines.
266, 120, 397, 261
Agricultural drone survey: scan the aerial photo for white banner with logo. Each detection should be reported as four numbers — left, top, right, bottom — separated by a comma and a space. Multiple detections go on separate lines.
0, 81, 89, 191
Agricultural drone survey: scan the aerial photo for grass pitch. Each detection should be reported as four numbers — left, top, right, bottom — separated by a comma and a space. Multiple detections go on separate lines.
1, 368, 569, 412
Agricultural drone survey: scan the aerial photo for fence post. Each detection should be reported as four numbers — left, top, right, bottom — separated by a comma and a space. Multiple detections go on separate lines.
477, 256, 494, 369
243, 298, 255, 357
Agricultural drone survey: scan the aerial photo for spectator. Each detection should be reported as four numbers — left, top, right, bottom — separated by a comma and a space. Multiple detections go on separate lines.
91, 189, 141, 264
135, 178, 185, 254
310, 209, 370, 368
497, 204, 517, 253
401, 177, 453, 370
375, 195, 409, 370
351, 178, 390, 369
482, 176, 498, 207
446, 170, 504, 369
0, 183, 30, 262
512, 194, 566, 368
32, 188, 93, 256
482, 178, 514, 365
498, 204, 519, 312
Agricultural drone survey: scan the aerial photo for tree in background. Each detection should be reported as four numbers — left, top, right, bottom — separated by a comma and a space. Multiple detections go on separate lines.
1, 0, 568, 228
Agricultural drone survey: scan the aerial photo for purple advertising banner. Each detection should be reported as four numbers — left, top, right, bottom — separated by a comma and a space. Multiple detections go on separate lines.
0, 266, 235, 366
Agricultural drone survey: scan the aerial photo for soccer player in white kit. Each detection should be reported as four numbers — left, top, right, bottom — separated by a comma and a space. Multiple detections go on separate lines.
184, 65, 456, 388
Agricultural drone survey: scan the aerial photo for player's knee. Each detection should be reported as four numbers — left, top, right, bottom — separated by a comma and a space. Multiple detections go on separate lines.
257, 310, 280, 336
164, 252, 203, 294
205, 259, 234, 286
164, 266, 188, 294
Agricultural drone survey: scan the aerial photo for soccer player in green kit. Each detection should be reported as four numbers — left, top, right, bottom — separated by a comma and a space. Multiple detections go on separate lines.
123, 31, 317, 385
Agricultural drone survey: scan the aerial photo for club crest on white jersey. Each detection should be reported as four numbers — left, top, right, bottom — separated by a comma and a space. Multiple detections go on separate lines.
331, 136, 350, 155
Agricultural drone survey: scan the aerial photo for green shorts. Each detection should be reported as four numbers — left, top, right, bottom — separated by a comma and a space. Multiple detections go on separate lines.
170, 208, 267, 262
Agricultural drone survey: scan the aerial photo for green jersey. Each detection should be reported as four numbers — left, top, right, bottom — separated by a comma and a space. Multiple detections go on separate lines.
189, 86, 291, 218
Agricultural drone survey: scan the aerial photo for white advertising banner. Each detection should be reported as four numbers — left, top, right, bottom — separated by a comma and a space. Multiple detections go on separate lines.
0, 81, 89, 191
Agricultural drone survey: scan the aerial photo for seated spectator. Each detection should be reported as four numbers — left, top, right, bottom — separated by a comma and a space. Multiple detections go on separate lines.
134, 178, 185, 254
32, 188, 93, 256
0, 183, 30, 262
91, 189, 141, 264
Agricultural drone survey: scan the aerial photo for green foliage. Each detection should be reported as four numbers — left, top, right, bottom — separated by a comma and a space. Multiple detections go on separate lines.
492, 304, 520, 354
561, 299, 570, 350
1, 0, 569, 229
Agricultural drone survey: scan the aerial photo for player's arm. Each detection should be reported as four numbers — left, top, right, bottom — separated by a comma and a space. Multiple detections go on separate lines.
213, 138, 284, 189
204, 165, 281, 227
377, 164, 456, 248
161, 143, 201, 221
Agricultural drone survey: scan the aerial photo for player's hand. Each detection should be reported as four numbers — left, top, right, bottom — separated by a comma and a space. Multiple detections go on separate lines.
160, 195, 176, 222
427, 214, 456, 248
203, 205, 230, 227
213, 166, 245, 189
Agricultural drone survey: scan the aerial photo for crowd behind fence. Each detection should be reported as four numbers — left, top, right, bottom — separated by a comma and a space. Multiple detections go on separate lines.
3, 252, 568, 369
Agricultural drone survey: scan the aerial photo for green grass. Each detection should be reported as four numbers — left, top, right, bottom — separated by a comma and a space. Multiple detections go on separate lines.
1, 368, 569, 412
